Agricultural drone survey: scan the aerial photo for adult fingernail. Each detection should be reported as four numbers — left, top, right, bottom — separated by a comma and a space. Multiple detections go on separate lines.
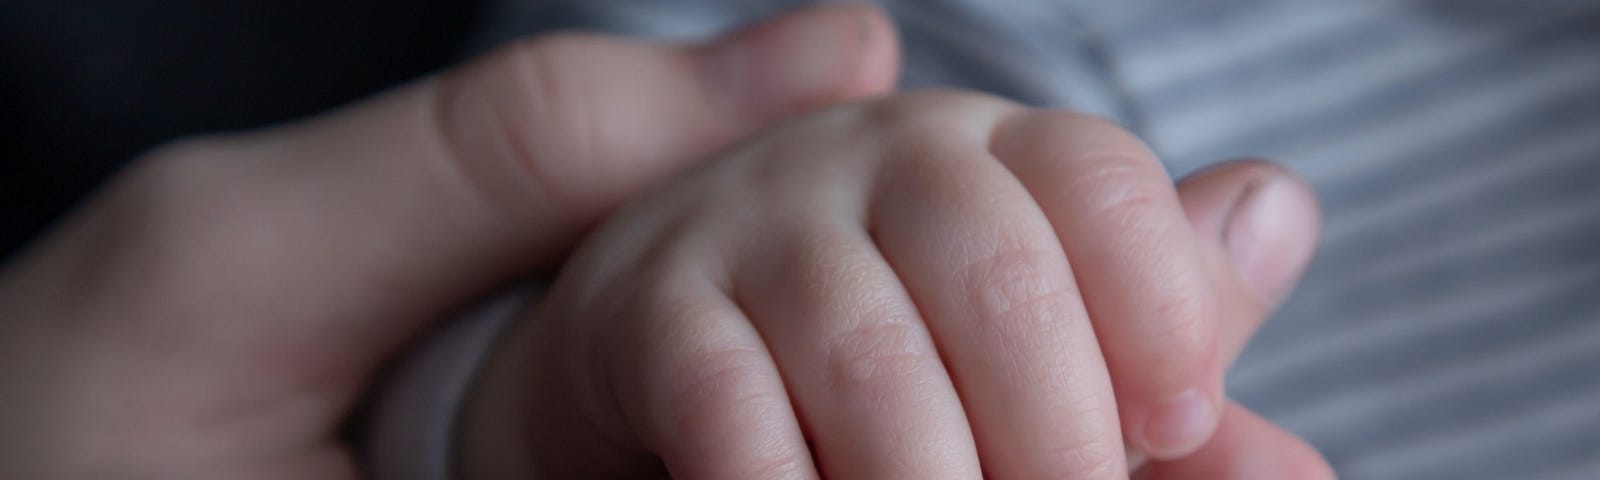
703, 4, 884, 119
1141, 388, 1217, 457
1224, 175, 1320, 302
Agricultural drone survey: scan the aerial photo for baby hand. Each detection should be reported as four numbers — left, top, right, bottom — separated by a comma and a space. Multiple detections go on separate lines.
462, 91, 1322, 479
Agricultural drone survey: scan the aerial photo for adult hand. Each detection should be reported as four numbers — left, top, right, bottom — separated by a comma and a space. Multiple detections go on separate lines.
0, 4, 898, 478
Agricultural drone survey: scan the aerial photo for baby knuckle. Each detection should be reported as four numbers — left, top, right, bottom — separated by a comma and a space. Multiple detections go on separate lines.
822, 320, 937, 396
776, 226, 884, 302
1076, 159, 1171, 222
960, 244, 1076, 339
667, 347, 779, 421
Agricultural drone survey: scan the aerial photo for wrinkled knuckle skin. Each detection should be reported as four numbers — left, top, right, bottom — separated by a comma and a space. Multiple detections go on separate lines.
822, 319, 938, 404
504, 34, 596, 163
665, 346, 780, 432
959, 242, 1077, 348
1064, 156, 1169, 226
437, 33, 620, 220
766, 230, 940, 402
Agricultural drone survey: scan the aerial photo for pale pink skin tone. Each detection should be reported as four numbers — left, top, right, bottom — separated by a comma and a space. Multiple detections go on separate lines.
0, 4, 1331, 480
461, 85, 1329, 480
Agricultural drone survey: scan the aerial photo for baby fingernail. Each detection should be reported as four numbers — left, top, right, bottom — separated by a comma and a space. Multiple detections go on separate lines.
1141, 388, 1217, 457
1225, 175, 1320, 303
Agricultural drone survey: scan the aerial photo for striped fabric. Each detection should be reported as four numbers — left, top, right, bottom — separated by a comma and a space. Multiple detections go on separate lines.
467, 1, 1600, 478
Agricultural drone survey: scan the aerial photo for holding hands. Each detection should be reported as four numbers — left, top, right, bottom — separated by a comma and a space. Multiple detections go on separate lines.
0, 4, 1330, 479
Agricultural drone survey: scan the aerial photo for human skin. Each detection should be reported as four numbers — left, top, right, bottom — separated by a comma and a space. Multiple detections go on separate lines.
456, 85, 1328, 479
0, 4, 1331, 480
0, 5, 898, 479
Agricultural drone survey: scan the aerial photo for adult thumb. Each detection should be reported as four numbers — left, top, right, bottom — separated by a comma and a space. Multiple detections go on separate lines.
420, 2, 901, 254
254, 2, 900, 274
